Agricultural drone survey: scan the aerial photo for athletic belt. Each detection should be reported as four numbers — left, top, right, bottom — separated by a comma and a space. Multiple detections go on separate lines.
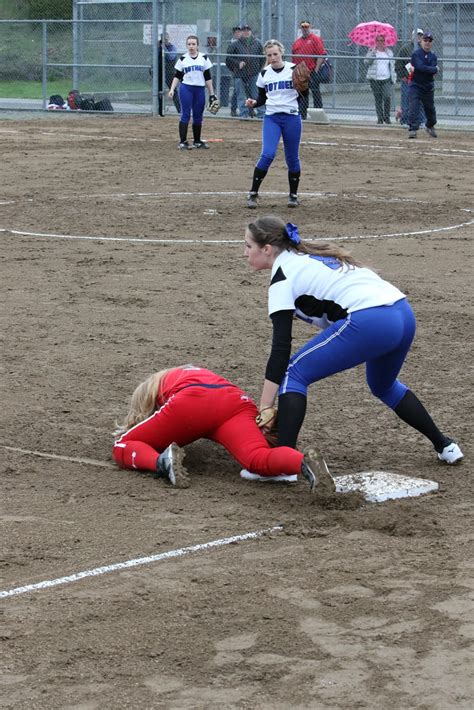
178, 383, 234, 391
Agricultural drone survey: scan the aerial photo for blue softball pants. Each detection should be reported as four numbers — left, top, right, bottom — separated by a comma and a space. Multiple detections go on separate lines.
280, 298, 416, 410
179, 84, 205, 125
256, 113, 302, 172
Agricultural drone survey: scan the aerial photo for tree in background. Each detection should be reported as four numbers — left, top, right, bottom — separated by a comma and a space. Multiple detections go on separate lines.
27, 0, 72, 19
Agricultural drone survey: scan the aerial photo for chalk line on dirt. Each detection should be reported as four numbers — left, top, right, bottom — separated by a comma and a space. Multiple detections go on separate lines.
1, 444, 115, 469
1, 217, 472, 244
0, 526, 283, 599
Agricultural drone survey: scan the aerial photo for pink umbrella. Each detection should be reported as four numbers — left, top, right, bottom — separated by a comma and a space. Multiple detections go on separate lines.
348, 21, 398, 48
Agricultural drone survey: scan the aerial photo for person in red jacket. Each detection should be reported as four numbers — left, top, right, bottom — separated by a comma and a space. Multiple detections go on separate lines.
112, 364, 335, 494
291, 20, 326, 118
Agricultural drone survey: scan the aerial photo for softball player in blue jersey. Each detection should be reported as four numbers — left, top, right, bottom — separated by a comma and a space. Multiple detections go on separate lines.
245, 39, 308, 209
243, 215, 464, 468
169, 35, 217, 150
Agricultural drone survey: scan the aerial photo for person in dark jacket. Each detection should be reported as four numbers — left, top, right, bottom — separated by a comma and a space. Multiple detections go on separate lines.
395, 29, 425, 127
225, 25, 265, 118
408, 32, 438, 139
226, 25, 243, 117
152, 33, 180, 116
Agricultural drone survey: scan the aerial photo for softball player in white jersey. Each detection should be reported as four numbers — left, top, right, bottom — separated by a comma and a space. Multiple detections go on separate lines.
169, 35, 217, 150
244, 215, 463, 465
246, 40, 308, 209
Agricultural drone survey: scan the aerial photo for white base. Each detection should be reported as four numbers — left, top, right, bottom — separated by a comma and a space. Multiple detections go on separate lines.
307, 108, 330, 124
333, 471, 439, 503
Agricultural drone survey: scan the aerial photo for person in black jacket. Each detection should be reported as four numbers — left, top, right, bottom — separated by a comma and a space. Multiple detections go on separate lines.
151, 34, 181, 116
408, 32, 439, 139
225, 25, 243, 116
394, 29, 425, 127
225, 25, 265, 118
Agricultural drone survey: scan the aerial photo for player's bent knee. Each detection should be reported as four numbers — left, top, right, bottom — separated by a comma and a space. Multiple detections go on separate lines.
369, 381, 408, 409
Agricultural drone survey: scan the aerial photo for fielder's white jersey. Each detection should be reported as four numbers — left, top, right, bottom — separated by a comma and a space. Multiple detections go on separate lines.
174, 52, 213, 86
257, 62, 299, 115
268, 250, 405, 329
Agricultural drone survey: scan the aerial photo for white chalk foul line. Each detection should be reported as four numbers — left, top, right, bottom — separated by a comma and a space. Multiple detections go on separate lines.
1, 444, 115, 469
0, 526, 283, 598
1, 217, 473, 244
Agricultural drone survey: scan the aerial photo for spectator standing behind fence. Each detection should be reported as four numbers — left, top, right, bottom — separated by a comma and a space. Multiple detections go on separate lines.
155, 33, 180, 116
364, 35, 396, 124
225, 24, 265, 119
169, 35, 217, 150
291, 20, 326, 119
395, 29, 425, 128
226, 25, 243, 117
408, 32, 439, 139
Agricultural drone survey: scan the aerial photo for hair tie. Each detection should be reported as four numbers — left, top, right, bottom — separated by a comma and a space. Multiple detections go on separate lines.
286, 222, 301, 245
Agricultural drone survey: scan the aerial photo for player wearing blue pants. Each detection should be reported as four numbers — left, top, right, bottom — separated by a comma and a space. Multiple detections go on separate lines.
243, 215, 464, 469
169, 35, 217, 150
245, 39, 308, 209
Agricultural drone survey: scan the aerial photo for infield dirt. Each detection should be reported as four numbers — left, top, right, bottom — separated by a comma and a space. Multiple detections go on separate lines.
1, 115, 473, 709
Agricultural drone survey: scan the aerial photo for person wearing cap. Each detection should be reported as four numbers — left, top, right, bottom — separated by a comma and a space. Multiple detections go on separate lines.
225, 24, 265, 118
225, 25, 243, 117
408, 32, 439, 139
291, 21, 327, 119
395, 29, 425, 127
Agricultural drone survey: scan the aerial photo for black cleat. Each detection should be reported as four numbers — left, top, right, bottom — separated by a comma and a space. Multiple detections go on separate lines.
287, 194, 300, 208
246, 192, 258, 209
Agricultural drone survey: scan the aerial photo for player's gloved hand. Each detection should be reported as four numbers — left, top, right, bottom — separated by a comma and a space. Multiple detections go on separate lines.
207, 94, 220, 114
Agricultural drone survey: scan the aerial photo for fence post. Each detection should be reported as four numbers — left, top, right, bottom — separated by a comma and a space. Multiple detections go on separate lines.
72, 0, 79, 90
454, 2, 460, 116
42, 21, 48, 109
215, 0, 222, 102
151, 0, 159, 116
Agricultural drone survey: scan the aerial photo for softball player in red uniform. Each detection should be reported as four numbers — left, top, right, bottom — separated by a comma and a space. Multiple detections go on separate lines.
169, 35, 217, 150
244, 216, 464, 465
112, 365, 334, 493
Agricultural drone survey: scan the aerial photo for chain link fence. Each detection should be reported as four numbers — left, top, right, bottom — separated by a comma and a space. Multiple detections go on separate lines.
0, 0, 472, 125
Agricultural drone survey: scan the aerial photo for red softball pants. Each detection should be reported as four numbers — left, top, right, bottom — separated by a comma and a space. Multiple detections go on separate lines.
112, 384, 304, 476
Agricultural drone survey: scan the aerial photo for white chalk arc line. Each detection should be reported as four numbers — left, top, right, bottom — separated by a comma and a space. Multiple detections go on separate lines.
0, 526, 283, 598
1, 218, 473, 244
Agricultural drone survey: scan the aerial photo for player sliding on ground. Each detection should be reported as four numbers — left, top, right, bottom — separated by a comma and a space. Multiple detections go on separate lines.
112, 364, 335, 495
243, 216, 464, 467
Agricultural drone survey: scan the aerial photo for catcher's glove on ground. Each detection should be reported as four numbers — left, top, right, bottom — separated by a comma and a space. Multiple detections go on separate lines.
292, 62, 310, 93
207, 94, 220, 114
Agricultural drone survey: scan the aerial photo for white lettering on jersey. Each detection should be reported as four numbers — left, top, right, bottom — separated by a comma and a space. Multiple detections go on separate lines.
175, 52, 213, 87
257, 62, 300, 115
